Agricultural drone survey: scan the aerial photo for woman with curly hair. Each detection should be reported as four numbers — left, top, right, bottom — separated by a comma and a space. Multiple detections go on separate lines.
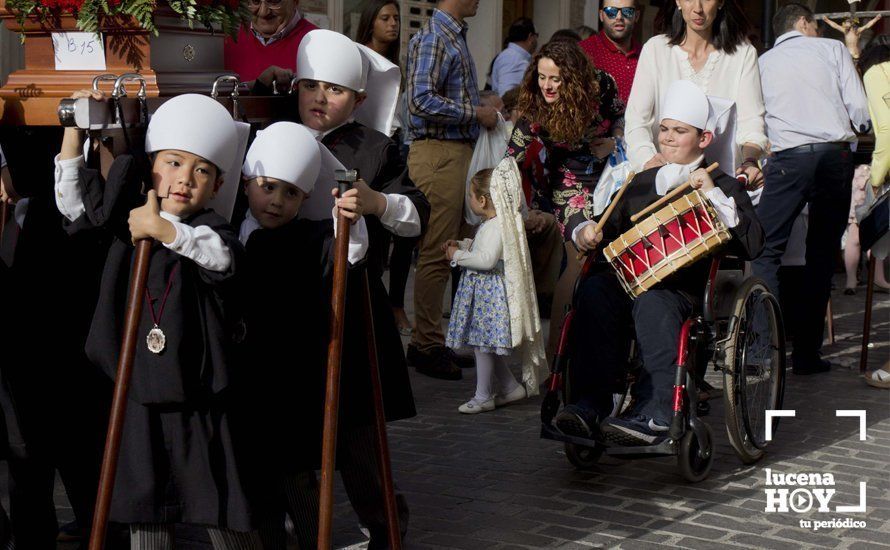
506, 39, 624, 356
507, 39, 624, 238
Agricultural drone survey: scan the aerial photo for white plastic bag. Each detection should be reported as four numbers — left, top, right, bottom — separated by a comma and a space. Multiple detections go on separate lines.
465, 113, 510, 225
592, 140, 632, 216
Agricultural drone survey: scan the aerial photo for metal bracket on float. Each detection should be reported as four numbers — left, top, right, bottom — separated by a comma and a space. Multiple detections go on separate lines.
211, 75, 241, 100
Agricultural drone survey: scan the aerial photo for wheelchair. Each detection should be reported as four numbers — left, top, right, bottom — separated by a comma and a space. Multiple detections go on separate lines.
540, 254, 787, 482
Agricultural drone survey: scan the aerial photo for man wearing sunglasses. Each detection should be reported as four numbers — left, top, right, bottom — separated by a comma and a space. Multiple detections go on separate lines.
579, 0, 641, 104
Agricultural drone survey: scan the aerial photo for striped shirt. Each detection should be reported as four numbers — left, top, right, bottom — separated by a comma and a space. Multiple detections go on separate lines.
407, 9, 480, 141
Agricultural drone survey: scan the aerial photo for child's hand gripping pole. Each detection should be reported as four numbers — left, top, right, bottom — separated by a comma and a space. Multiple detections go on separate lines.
318, 168, 358, 550
89, 193, 157, 550
575, 171, 637, 262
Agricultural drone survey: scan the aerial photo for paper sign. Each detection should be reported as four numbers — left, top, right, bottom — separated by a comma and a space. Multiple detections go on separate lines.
51, 32, 106, 71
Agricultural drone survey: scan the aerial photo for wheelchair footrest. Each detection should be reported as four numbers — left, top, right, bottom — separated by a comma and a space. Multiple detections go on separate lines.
605, 438, 678, 458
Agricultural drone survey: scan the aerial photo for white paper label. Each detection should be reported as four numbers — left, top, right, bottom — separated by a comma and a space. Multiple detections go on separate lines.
51, 32, 106, 71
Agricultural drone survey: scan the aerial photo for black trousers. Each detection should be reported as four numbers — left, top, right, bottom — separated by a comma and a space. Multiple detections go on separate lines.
752, 147, 853, 364
570, 270, 693, 424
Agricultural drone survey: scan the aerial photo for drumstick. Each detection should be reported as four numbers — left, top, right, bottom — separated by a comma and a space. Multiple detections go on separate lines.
629, 162, 719, 223
575, 171, 637, 261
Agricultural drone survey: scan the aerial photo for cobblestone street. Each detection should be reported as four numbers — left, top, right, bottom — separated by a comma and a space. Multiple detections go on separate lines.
34, 273, 890, 549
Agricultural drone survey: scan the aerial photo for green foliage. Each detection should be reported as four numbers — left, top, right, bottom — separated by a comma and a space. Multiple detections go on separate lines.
5, 0, 249, 38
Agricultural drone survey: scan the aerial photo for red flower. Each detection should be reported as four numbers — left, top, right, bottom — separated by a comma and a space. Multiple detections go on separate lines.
561, 169, 577, 188
568, 194, 586, 209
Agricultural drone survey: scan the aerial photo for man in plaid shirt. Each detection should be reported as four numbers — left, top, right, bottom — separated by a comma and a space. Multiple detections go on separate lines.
406, 0, 499, 380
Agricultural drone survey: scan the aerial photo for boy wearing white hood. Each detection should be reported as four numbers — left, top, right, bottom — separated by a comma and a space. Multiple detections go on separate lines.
290, 29, 430, 548
556, 80, 764, 446
235, 122, 368, 545
55, 91, 262, 548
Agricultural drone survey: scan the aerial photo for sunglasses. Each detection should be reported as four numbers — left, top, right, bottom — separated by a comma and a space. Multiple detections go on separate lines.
602, 6, 636, 19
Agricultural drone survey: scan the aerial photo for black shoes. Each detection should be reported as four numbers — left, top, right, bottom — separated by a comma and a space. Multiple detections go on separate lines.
555, 404, 600, 439
793, 357, 832, 375
406, 344, 462, 380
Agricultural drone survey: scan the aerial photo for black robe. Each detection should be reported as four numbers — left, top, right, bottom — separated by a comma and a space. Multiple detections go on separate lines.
66, 154, 255, 529
0, 127, 111, 536
320, 122, 430, 426
587, 164, 764, 295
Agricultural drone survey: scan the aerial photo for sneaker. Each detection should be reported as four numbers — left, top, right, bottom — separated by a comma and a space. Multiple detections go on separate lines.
407, 345, 462, 380
601, 415, 669, 446
494, 385, 527, 407
459, 397, 495, 414
555, 404, 599, 439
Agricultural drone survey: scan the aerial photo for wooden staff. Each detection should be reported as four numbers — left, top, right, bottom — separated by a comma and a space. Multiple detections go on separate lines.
629, 162, 719, 223
89, 237, 152, 550
318, 170, 357, 550
361, 271, 402, 549
576, 171, 637, 261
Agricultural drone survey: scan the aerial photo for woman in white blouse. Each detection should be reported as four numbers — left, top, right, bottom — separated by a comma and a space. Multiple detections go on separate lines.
625, 0, 768, 185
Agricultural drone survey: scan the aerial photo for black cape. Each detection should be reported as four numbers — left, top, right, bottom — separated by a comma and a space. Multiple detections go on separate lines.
321, 122, 430, 426
66, 154, 255, 528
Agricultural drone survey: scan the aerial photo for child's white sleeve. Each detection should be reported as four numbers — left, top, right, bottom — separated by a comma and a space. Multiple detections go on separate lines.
451, 223, 502, 271
54, 153, 86, 222
571, 220, 595, 248
334, 215, 369, 265
162, 217, 232, 273
457, 238, 473, 251
704, 187, 739, 228
379, 193, 422, 237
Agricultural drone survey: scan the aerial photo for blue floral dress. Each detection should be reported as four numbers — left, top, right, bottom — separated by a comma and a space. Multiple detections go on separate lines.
445, 219, 512, 355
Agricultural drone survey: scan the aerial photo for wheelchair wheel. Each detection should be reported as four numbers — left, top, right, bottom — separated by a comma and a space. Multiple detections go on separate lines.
722, 278, 786, 465
564, 442, 603, 470
677, 422, 714, 482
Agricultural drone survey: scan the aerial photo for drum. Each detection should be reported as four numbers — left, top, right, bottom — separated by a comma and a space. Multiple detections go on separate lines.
603, 190, 731, 298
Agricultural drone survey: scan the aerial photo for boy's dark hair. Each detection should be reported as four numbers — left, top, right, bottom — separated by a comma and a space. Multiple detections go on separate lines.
657, 0, 750, 55
470, 168, 493, 199
506, 17, 536, 45
502, 87, 520, 112
549, 28, 582, 43
860, 34, 890, 75
772, 3, 813, 38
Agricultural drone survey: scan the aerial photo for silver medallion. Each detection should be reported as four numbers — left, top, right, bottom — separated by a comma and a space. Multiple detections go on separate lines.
147, 325, 166, 354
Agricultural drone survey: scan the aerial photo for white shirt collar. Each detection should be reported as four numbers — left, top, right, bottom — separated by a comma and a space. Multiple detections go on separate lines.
506, 42, 532, 60
774, 31, 804, 46
306, 118, 356, 141
239, 211, 261, 245
251, 10, 303, 46
655, 155, 705, 196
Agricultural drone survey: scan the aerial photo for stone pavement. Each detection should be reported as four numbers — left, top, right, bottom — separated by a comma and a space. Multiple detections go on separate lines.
31, 274, 890, 549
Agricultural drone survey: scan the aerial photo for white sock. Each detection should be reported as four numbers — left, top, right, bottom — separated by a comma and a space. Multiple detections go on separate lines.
473, 349, 495, 401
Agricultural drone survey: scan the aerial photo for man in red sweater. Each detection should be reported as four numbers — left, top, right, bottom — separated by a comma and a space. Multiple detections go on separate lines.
224, 0, 317, 86
579, 0, 641, 105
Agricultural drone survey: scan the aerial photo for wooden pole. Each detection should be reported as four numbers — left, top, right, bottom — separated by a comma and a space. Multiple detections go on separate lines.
88, 238, 152, 550
575, 171, 637, 261
630, 162, 720, 223
361, 271, 402, 549
318, 174, 355, 550
859, 255, 877, 374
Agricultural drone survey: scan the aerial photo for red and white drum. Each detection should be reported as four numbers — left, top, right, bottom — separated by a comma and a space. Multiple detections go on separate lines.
603, 191, 731, 298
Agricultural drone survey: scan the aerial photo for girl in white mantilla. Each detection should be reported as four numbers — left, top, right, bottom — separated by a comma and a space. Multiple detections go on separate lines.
444, 158, 547, 414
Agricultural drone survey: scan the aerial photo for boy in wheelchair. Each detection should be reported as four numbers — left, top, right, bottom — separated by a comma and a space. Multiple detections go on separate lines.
555, 80, 764, 446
